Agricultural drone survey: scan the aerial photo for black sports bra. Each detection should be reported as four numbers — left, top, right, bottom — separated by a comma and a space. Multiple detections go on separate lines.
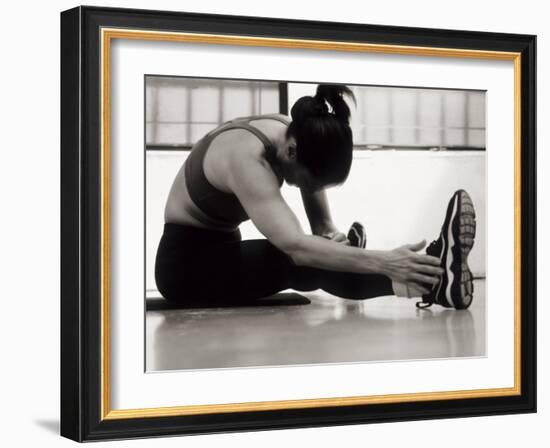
184, 114, 291, 227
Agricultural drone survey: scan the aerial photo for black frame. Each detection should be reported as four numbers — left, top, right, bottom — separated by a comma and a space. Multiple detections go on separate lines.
61, 5, 536, 442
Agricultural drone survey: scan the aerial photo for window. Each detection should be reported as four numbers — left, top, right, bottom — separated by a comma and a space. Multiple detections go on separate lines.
146, 76, 283, 149
349, 85, 485, 150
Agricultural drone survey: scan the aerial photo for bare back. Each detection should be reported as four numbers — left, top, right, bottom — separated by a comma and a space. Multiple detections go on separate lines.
164, 115, 289, 232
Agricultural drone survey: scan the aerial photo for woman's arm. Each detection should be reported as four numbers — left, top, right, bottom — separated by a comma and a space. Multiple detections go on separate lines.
228, 153, 443, 285
300, 188, 338, 236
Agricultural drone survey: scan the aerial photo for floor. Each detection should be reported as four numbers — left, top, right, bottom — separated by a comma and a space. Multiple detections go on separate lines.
145, 279, 486, 372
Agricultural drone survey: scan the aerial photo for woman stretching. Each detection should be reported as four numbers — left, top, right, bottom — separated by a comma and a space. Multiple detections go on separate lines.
155, 84, 476, 310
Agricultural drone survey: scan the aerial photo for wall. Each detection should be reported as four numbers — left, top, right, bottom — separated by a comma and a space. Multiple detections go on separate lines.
1, 1, 546, 447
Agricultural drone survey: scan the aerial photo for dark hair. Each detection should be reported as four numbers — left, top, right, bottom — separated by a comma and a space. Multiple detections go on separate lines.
286, 84, 357, 187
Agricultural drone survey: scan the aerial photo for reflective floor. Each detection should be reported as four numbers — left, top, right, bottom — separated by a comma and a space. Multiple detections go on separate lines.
146, 279, 485, 371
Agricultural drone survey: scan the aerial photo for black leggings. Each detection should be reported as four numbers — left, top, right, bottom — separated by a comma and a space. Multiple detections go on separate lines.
154, 223, 394, 305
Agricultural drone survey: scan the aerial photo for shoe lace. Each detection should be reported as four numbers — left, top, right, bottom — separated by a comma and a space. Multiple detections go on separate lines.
416, 301, 433, 309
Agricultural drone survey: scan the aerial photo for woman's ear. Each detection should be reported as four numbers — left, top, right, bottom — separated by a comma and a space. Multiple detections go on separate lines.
287, 138, 297, 160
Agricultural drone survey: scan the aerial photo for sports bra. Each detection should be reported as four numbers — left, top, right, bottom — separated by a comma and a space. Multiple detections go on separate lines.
184, 113, 291, 227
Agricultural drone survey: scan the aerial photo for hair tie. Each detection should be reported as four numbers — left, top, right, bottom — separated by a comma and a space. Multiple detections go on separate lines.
313, 97, 330, 117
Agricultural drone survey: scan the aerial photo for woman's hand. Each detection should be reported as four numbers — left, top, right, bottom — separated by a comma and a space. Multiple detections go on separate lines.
382, 239, 443, 285
314, 221, 350, 245
321, 230, 350, 245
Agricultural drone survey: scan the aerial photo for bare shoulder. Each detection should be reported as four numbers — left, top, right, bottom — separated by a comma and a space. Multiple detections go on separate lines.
216, 127, 269, 163
226, 139, 280, 195
269, 112, 291, 123
249, 112, 290, 123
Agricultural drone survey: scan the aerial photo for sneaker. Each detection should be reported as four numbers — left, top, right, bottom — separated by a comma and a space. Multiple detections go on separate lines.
416, 189, 477, 310
347, 221, 367, 248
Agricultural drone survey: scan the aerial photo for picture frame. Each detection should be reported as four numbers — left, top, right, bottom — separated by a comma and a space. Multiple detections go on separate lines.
60, 5, 536, 442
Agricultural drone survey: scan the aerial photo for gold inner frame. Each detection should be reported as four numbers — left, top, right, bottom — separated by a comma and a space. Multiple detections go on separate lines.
100, 27, 522, 421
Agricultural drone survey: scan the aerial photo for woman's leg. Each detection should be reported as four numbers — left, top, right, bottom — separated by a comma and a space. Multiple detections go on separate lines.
185, 237, 394, 303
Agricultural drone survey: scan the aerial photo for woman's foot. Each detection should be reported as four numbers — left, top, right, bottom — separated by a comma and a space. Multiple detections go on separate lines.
347, 221, 367, 248
416, 189, 477, 310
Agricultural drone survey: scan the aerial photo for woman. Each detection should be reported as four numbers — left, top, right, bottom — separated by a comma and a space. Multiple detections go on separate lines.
155, 84, 475, 309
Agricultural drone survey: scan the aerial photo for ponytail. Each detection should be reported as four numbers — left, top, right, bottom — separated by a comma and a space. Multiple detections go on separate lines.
290, 83, 356, 125
314, 84, 356, 124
